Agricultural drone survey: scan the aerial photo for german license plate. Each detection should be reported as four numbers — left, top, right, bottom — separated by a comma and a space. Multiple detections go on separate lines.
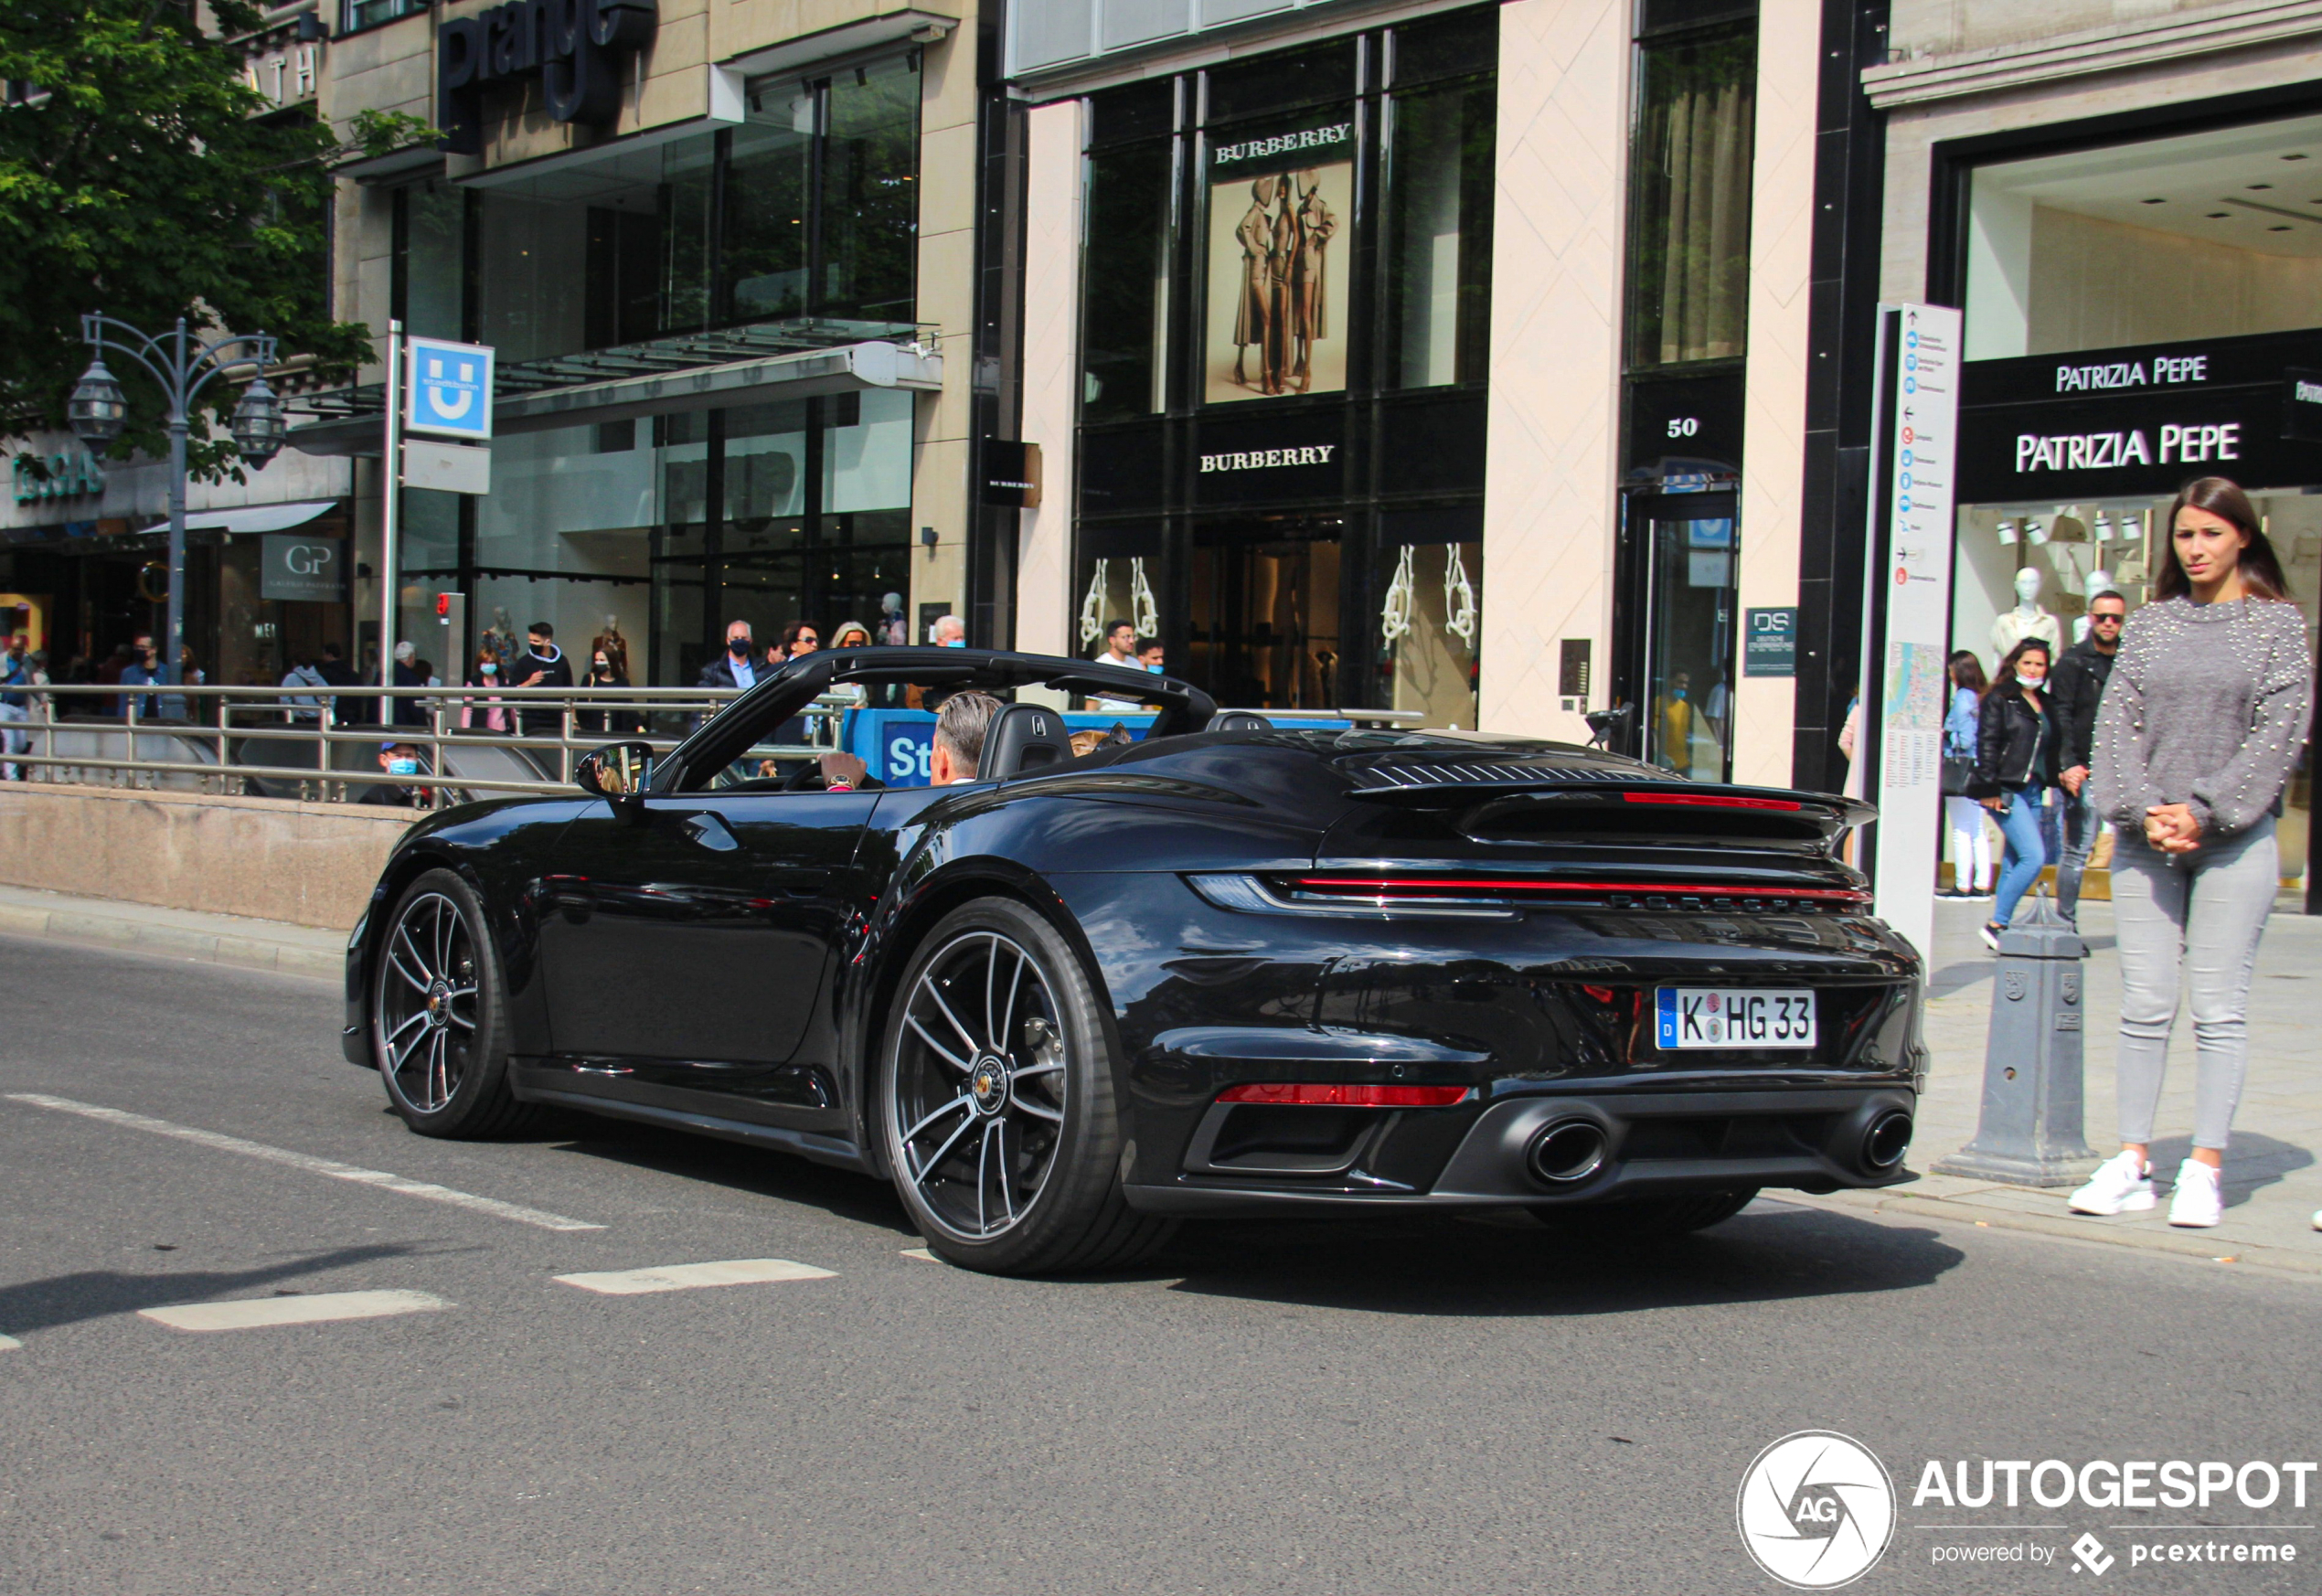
1655, 988, 1817, 1050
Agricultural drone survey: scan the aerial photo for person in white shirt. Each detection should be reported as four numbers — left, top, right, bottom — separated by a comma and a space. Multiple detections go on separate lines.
1088, 619, 1143, 711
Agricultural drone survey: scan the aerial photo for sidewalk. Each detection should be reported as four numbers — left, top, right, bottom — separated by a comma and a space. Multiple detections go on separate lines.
1799, 896, 2322, 1277
0, 884, 346, 980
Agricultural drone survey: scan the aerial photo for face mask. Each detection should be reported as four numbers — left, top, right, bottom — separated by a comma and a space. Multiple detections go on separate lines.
943, 637, 964, 648
480, 663, 497, 676
593, 658, 609, 670
389, 758, 420, 777
2018, 671, 2046, 687
1147, 663, 1163, 674
730, 638, 751, 656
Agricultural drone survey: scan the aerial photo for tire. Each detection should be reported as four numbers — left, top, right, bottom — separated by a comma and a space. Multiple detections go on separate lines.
1533, 1187, 1760, 1240
372, 867, 535, 1138
878, 898, 1176, 1275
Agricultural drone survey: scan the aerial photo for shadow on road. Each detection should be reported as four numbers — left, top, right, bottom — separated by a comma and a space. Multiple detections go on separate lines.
529, 1111, 920, 1238
1148, 1205, 1964, 1316
0, 1244, 417, 1335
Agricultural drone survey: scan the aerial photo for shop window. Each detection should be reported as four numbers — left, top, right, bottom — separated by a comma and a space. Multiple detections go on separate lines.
1964, 111, 2322, 360
819, 56, 920, 324
1073, 527, 1165, 665
1189, 516, 1344, 710
1377, 508, 1481, 729
724, 106, 813, 323
1388, 8, 1496, 87
1624, 27, 1754, 369
1381, 79, 1494, 390
393, 184, 466, 340
1204, 41, 1358, 124
1081, 141, 1174, 421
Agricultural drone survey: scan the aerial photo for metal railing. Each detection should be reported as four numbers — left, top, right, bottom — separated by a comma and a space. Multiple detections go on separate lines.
2, 683, 1424, 807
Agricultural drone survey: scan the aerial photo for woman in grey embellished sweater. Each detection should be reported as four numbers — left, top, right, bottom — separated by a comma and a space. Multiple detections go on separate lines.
2072, 477, 2313, 1229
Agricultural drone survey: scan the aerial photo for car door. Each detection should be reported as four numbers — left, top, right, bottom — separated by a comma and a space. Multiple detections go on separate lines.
535, 789, 874, 1115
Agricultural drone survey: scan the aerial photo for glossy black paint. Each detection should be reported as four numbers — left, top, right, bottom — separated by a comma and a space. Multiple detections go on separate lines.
344, 648, 1925, 1215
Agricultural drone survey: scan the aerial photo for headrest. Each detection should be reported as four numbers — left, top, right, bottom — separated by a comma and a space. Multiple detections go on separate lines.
1211, 711, 1273, 733
978, 702, 1072, 780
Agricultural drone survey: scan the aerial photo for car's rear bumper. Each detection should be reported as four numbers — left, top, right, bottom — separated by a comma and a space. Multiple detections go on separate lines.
1123, 1084, 1916, 1215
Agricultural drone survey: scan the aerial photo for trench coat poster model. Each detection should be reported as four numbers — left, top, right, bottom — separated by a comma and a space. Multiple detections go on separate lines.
1206, 162, 1352, 403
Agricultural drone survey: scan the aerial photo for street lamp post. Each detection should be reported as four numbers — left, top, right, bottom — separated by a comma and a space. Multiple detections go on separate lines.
68, 313, 286, 691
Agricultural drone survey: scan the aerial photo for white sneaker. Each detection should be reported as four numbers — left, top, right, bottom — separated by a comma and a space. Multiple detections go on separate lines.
2168, 1160, 2222, 1229
2068, 1150, 2155, 1216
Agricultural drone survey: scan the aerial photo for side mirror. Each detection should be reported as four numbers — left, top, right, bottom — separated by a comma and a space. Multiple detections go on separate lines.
577, 740, 655, 817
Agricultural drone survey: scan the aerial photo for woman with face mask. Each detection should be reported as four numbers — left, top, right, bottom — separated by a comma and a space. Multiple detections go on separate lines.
1968, 636, 2060, 949
2071, 476, 2313, 1229
461, 647, 510, 734
579, 647, 635, 736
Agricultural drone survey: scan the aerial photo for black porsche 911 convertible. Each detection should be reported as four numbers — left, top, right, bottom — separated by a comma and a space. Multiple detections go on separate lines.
343, 646, 1924, 1274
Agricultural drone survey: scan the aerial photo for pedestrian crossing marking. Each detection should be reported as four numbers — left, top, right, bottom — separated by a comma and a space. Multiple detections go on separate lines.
139, 1289, 450, 1332
553, 1259, 836, 1295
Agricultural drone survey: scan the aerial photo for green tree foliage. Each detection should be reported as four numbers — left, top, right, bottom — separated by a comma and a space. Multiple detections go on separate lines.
0, 0, 431, 474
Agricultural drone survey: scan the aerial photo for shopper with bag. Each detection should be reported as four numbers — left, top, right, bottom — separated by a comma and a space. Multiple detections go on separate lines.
2070, 477, 2312, 1229
1941, 650, 1992, 898
1968, 637, 2061, 948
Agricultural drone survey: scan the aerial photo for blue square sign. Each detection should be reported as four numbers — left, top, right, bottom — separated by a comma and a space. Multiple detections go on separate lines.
404, 337, 494, 440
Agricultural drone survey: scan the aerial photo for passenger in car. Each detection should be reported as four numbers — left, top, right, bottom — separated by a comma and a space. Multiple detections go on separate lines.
930, 692, 1004, 784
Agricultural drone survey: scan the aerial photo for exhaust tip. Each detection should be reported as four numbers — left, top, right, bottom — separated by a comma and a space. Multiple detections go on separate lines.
1863, 1111, 1913, 1171
1527, 1118, 1608, 1186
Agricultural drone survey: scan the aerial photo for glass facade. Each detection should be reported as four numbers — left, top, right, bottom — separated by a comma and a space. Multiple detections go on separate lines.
1611, 3, 1757, 779
387, 54, 921, 687
1071, 7, 1495, 722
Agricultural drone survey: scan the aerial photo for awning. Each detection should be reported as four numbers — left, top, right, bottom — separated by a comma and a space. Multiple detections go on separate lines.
286, 335, 943, 459
141, 500, 342, 537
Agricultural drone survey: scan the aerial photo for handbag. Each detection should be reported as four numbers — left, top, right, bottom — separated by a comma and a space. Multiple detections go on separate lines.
1940, 753, 1975, 798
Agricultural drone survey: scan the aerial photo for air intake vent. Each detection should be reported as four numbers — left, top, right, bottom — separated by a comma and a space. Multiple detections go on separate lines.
1346, 761, 1635, 793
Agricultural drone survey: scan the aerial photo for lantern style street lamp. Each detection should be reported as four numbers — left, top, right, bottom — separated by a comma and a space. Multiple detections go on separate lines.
69, 313, 283, 692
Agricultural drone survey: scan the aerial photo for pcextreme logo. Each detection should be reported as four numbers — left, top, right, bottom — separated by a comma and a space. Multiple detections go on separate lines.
1738, 1431, 1898, 1590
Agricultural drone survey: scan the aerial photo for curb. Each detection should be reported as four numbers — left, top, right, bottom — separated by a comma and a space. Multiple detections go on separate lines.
1784, 1185, 2322, 1280
0, 899, 343, 981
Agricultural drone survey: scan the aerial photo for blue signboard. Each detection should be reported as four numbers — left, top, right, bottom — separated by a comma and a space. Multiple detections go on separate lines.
404, 338, 495, 440
843, 708, 1356, 787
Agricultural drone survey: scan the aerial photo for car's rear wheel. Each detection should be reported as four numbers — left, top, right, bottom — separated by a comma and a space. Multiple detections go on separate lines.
373, 868, 533, 1138
879, 898, 1175, 1274
1533, 1188, 1760, 1240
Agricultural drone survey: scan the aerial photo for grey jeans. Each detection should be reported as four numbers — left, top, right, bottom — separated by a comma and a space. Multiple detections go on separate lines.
2110, 814, 2277, 1152
2054, 787, 2099, 922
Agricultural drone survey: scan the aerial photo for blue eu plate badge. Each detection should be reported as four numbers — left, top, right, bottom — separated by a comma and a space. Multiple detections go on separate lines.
404, 337, 495, 440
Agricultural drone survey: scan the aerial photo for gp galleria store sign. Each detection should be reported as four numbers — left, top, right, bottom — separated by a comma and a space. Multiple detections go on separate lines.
1956, 326, 2322, 500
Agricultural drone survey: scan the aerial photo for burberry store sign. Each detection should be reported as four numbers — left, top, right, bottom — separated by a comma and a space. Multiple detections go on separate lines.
1198, 445, 1337, 473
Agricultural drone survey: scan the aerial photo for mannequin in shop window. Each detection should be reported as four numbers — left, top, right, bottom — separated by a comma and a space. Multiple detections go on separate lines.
1289, 168, 1337, 395
1991, 566, 2063, 661
1230, 177, 1276, 394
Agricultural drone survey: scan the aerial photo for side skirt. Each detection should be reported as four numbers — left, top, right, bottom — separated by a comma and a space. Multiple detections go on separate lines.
514, 1085, 877, 1175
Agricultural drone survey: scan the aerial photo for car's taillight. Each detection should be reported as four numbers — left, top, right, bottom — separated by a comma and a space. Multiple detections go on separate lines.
1216, 1082, 1473, 1108
1623, 791, 1803, 811
1291, 876, 1871, 905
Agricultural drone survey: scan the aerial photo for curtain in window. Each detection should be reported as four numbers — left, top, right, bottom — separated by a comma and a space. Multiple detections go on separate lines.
1627, 34, 1754, 367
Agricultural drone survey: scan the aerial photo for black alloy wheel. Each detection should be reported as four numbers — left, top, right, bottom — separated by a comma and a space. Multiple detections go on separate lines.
879, 898, 1174, 1274
373, 868, 532, 1137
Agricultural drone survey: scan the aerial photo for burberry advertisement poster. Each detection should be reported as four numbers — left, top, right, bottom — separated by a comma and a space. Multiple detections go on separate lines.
1206, 123, 1352, 405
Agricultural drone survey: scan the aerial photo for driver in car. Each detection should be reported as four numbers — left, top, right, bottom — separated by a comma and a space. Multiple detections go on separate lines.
929, 692, 1003, 785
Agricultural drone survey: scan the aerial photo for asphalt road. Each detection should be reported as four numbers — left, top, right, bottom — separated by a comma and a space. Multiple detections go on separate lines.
3, 934, 2315, 1596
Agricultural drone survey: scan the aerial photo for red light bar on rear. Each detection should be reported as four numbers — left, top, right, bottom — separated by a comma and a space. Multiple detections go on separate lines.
1216, 1082, 1473, 1108
1623, 791, 1803, 811
1292, 877, 1871, 904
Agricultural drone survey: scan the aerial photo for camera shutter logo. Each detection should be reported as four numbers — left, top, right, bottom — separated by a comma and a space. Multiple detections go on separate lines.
1736, 1431, 1896, 1589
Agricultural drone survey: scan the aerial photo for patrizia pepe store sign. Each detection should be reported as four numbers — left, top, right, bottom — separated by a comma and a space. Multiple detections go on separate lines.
1957, 327, 2322, 499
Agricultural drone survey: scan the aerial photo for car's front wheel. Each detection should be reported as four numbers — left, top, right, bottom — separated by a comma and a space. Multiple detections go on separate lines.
879, 898, 1174, 1274
373, 867, 533, 1138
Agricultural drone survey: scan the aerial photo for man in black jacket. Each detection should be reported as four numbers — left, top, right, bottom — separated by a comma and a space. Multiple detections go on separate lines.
2049, 589, 2126, 924
514, 622, 573, 739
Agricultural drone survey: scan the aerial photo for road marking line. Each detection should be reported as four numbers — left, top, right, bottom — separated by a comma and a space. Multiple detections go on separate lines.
900, 1247, 939, 1261
140, 1289, 450, 1333
0, 1333, 20, 1350
553, 1259, 836, 1295
5, 1093, 603, 1233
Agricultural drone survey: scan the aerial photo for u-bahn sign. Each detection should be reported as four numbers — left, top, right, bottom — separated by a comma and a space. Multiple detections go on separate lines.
438, 0, 655, 154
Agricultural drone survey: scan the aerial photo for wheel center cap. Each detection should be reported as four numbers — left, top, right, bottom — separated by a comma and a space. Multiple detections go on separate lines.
968, 1053, 1011, 1116
424, 981, 453, 1028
